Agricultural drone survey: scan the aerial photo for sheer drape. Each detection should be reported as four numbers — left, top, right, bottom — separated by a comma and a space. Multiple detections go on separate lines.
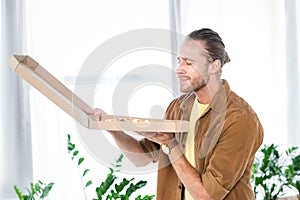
285, 0, 300, 147
169, 0, 182, 96
0, 0, 33, 199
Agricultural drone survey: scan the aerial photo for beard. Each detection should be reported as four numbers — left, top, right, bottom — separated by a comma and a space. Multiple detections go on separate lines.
192, 79, 208, 92
179, 73, 210, 93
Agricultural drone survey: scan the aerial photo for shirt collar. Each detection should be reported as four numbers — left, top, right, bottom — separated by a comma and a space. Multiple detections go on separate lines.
179, 79, 231, 118
210, 79, 230, 113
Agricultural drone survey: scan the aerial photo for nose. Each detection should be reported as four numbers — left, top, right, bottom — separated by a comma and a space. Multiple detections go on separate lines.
176, 60, 185, 75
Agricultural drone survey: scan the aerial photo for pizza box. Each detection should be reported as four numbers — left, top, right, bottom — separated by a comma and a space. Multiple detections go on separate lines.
8, 55, 189, 132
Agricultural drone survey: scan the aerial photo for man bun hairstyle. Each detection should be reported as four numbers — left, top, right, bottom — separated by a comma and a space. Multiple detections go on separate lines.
188, 28, 230, 67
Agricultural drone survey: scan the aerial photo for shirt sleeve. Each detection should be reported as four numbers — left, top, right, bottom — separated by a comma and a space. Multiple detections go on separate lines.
201, 114, 263, 199
139, 139, 160, 162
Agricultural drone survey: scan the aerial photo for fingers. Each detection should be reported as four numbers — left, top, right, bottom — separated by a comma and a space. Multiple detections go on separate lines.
146, 132, 175, 145
136, 131, 158, 137
82, 107, 95, 115
82, 107, 106, 121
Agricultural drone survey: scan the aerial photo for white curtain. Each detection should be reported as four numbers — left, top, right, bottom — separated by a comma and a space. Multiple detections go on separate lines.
169, 0, 182, 96
0, 0, 33, 199
285, 0, 300, 147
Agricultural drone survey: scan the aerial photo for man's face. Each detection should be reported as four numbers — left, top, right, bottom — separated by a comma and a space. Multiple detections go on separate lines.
176, 39, 212, 93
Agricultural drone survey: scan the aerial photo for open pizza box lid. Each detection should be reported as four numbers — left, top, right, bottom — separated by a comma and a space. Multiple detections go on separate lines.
9, 55, 189, 133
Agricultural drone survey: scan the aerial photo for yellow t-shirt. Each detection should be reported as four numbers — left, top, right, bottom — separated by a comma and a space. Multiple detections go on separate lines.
185, 98, 209, 200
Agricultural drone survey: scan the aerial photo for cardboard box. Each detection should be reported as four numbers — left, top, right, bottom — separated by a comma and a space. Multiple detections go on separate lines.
9, 55, 189, 132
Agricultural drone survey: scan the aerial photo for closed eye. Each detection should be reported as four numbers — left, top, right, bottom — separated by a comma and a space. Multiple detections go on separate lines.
177, 57, 193, 65
186, 61, 192, 65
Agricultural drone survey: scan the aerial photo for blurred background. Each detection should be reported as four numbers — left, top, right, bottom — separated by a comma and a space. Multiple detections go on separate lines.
1, 0, 299, 199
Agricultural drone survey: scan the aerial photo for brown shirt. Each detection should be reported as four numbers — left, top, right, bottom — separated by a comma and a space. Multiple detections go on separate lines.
140, 80, 264, 200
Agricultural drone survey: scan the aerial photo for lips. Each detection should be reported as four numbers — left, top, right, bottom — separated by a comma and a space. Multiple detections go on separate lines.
178, 75, 190, 83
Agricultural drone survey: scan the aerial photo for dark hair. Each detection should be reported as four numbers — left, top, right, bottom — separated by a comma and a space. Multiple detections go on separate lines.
188, 28, 230, 67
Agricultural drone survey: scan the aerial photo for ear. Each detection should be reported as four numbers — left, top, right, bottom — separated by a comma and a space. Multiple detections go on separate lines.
209, 59, 221, 74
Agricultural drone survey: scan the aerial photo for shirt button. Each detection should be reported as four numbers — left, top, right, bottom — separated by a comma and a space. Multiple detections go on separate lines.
182, 144, 185, 148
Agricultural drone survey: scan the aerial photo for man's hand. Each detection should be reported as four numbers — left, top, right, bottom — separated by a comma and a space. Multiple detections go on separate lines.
83, 107, 106, 121
83, 108, 175, 145
137, 131, 175, 145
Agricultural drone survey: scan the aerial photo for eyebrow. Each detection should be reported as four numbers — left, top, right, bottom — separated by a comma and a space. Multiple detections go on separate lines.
177, 56, 196, 62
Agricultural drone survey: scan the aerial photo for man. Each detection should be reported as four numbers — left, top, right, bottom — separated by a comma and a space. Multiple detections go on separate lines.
85, 28, 264, 200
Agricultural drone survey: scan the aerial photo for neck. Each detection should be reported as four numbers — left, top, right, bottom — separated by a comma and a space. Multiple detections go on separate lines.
194, 79, 222, 104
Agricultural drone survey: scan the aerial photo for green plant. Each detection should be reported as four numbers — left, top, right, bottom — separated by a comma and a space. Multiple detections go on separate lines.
252, 144, 300, 200
14, 180, 54, 200
252, 144, 288, 199
68, 133, 92, 200
284, 147, 300, 196
68, 134, 155, 200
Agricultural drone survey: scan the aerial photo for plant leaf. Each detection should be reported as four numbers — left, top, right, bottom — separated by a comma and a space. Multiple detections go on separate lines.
85, 180, 92, 188
115, 178, 132, 193
73, 150, 79, 157
13, 185, 24, 200
68, 143, 75, 152
40, 182, 54, 198
96, 173, 117, 198
126, 181, 147, 197
78, 157, 84, 166
83, 169, 90, 177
